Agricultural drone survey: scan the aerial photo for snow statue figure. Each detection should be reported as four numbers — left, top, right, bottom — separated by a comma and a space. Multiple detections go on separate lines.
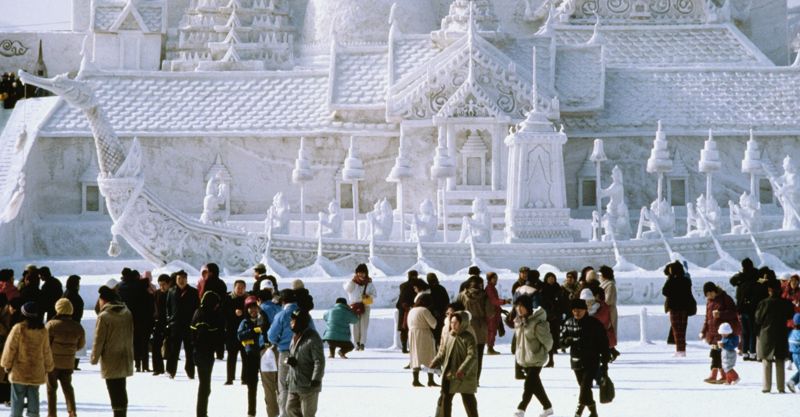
411, 199, 438, 242
0, 173, 25, 224
729, 192, 761, 235
599, 165, 631, 241
367, 198, 394, 241
458, 198, 492, 243
318, 200, 342, 238
636, 198, 675, 240
199, 173, 228, 225
685, 194, 720, 237
773, 156, 800, 230
266, 192, 290, 235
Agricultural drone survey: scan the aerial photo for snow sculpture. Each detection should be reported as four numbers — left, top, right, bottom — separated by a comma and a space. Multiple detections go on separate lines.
199, 173, 228, 225
599, 165, 631, 241
411, 199, 438, 242
646, 121, 673, 205
636, 198, 676, 239
292, 137, 314, 236
698, 129, 722, 232
266, 192, 290, 235
741, 129, 764, 202
729, 191, 761, 234
367, 198, 394, 241
458, 198, 492, 243
772, 156, 800, 230
0, 174, 25, 224
686, 194, 720, 237
341, 136, 365, 239
318, 200, 343, 238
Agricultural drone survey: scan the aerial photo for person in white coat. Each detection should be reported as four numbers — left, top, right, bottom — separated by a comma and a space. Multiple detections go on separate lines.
342, 264, 377, 350
408, 293, 438, 387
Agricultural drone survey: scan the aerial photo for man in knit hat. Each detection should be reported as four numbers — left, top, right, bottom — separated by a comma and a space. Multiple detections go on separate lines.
92, 286, 134, 417
560, 299, 609, 417
46, 298, 85, 417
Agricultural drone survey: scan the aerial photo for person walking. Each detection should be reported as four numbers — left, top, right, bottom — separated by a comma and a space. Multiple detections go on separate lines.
62, 275, 84, 371
118, 269, 153, 373
343, 264, 377, 351
787, 313, 800, 392
429, 311, 479, 417
38, 267, 63, 322
1, 302, 54, 417
661, 260, 697, 357
91, 286, 134, 417
322, 298, 358, 359
729, 258, 764, 361
397, 270, 421, 354
458, 278, 494, 384
408, 294, 438, 387
485, 272, 509, 355
560, 299, 609, 417
755, 279, 794, 393
46, 298, 85, 417
700, 282, 740, 384
224, 280, 248, 385
151, 274, 171, 376
286, 310, 325, 417
427, 273, 450, 348
540, 272, 565, 367
597, 266, 619, 361
268, 289, 298, 417
238, 296, 269, 417
191, 291, 224, 417
512, 294, 554, 417
166, 270, 199, 379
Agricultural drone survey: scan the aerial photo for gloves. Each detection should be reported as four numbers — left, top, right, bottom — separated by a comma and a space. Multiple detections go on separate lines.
310, 380, 321, 388
455, 370, 465, 380
286, 356, 298, 367
254, 327, 262, 334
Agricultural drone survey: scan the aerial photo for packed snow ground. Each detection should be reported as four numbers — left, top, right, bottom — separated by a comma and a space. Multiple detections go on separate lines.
38, 341, 796, 417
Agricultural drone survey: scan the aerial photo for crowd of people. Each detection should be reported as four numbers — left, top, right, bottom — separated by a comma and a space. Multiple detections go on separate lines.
0, 257, 796, 417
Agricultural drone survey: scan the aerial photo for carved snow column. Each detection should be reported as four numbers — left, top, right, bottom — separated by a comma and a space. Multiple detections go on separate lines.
589, 138, 607, 241
387, 126, 413, 241
342, 136, 365, 240
742, 129, 763, 203
646, 121, 673, 207
292, 137, 314, 237
504, 107, 577, 242
698, 129, 722, 217
431, 126, 456, 242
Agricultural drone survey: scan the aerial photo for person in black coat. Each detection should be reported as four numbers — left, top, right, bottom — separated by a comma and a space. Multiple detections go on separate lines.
223, 280, 248, 385
118, 268, 154, 372
152, 274, 171, 376
755, 279, 794, 393
729, 258, 765, 360
191, 291, 224, 417
166, 270, 200, 379
541, 272, 565, 367
397, 270, 421, 353
427, 273, 450, 348
661, 260, 697, 356
561, 299, 609, 417
63, 274, 85, 370
38, 267, 63, 322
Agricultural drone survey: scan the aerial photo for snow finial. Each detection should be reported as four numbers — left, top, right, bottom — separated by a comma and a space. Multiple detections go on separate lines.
587, 14, 603, 45
793, 50, 800, 68
388, 2, 398, 25
535, 3, 556, 36
467, 0, 477, 39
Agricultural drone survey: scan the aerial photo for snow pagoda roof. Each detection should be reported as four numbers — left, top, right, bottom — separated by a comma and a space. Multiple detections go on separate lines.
329, 42, 388, 109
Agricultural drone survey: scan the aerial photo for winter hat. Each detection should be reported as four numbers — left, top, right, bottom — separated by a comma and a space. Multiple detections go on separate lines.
98, 285, 118, 302
55, 298, 73, 316
585, 270, 598, 282
21, 302, 38, 318
355, 263, 369, 274
702, 282, 717, 295
570, 299, 588, 310
579, 288, 595, 301
514, 294, 534, 312
718, 322, 733, 336
244, 295, 259, 308
253, 263, 267, 273
292, 279, 305, 290
468, 266, 481, 276
793, 313, 800, 326
290, 309, 311, 333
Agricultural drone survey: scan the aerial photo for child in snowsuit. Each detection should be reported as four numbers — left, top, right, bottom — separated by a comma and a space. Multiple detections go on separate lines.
787, 313, 800, 392
717, 323, 740, 384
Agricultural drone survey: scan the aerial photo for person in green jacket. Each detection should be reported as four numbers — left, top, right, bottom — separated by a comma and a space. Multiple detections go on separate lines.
322, 299, 358, 358
513, 294, 554, 417
429, 311, 479, 417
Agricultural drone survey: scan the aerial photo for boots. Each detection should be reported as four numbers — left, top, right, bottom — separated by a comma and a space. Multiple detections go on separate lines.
717, 369, 727, 384
725, 369, 740, 384
113, 409, 126, 417
545, 352, 554, 368
574, 404, 585, 417
703, 368, 719, 384
412, 369, 424, 387
587, 404, 598, 417
427, 372, 439, 387
487, 346, 500, 355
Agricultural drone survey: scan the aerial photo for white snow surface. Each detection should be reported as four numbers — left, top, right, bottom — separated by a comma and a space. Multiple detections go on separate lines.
44, 341, 795, 417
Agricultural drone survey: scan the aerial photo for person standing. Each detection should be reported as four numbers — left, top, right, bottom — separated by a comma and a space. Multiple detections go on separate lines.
427, 273, 450, 348
429, 311, 479, 417
91, 286, 134, 417
729, 258, 763, 361
562, 271, 579, 301
343, 264, 377, 351
118, 269, 152, 373
787, 313, 800, 392
238, 296, 269, 417
485, 272, 509, 355
268, 289, 298, 417
322, 298, 358, 359
286, 310, 325, 417
397, 270, 421, 354
661, 261, 697, 357
252, 263, 278, 294
458, 278, 494, 384
191, 291, 224, 417
46, 298, 85, 417
292, 280, 315, 313
166, 270, 199, 379
1, 302, 54, 417
755, 279, 794, 393
512, 294, 554, 417
540, 272, 564, 367
38, 267, 63, 322
151, 274, 171, 376
62, 275, 84, 371
560, 299, 609, 417
699, 282, 740, 384
597, 266, 619, 361
408, 294, 438, 387
224, 280, 248, 385
197, 263, 227, 360
0, 269, 19, 303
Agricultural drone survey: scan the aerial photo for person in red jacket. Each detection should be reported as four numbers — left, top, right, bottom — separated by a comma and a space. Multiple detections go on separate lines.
699, 282, 740, 384
485, 272, 509, 355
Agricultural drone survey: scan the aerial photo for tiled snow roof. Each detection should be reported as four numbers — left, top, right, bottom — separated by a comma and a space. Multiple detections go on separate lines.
331, 46, 388, 108
554, 24, 773, 67
391, 36, 439, 83
563, 68, 800, 135
93, 1, 165, 33
40, 72, 334, 136
554, 46, 604, 111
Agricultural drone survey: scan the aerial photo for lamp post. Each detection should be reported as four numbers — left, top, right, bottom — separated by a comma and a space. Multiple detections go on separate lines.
292, 137, 313, 237
342, 136, 365, 240
431, 125, 456, 242
589, 138, 607, 241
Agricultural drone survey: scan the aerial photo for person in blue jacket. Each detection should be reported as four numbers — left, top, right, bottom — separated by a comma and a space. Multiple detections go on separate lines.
322, 298, 359, 358
787, 313, 800, 393
268, 289, 299, 417
238, 296, 268, 417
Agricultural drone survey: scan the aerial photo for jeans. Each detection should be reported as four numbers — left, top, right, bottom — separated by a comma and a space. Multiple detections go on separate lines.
517, 366, 551, 411
47, 369, 76, 416
196, 359, 214, 417
740, 313, 756, 355
790, 353, 800, 385
435, 378, 478, 417
668, 311, 688, 352
10, 383, 38, 417
574, 365, 598, 406
105, 378, 128, 413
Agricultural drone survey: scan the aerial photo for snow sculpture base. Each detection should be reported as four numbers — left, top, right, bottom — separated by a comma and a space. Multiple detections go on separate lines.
505, 208, 579, 242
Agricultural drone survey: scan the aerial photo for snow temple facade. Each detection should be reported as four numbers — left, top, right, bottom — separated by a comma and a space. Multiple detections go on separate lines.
1, 0, 800, 270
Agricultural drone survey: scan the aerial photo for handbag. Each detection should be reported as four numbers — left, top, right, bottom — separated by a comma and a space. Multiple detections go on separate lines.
599, 370, 615, 404
350, 302, 366, 316
361, 281, 373, 305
